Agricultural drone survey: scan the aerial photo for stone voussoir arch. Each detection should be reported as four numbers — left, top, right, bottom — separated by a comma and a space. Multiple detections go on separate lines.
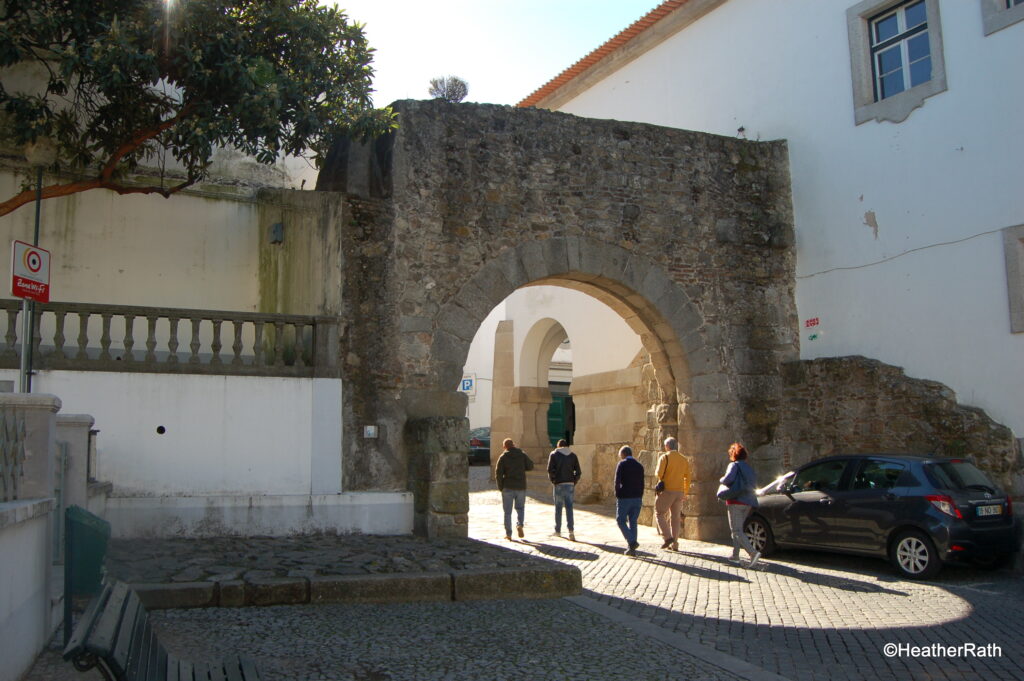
409, 235, 742, 539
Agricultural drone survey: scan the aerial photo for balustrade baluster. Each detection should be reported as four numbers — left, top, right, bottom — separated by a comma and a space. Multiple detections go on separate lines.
122, 314, 134, 362
294, 323, 307, 368
210, 320, 223, 365
76, 313, 90, 360
253, 321, 265, 367
53, 311, 67, 359
167, 317, 180, 363
145, 317, 157, 363
231, 321, 244, 366
189, 318, 202, 364
4, 310, 18, 358
273, 322, 285, 367
99, 314, 113, 361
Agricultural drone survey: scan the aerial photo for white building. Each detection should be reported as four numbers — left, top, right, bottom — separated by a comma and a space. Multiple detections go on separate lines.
516, 0, 1024, 444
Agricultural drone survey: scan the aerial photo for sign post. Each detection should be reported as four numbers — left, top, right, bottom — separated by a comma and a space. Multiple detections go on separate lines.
11, 240, 51, 392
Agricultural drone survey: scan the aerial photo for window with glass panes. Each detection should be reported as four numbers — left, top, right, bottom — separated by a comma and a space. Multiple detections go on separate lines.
870, 1, 931, 101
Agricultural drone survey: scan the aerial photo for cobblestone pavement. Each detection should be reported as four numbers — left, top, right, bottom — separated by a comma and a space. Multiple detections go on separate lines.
26, 465, 1023, 681
471, 467, 1024, 681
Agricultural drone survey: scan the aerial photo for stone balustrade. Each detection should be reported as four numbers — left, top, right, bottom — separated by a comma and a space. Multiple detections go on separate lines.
0, 300, 340, 379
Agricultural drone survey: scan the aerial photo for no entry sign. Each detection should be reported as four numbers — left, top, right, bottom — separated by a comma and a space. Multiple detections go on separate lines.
11, 240, 50, 303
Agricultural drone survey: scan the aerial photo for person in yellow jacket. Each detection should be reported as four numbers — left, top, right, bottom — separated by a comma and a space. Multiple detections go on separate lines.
654, 436, 691, 551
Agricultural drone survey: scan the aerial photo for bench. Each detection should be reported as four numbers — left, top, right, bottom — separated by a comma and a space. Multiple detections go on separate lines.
64, 580, 261, 681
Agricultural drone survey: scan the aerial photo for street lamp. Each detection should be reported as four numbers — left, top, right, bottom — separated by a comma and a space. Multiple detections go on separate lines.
19, 138, 57, 393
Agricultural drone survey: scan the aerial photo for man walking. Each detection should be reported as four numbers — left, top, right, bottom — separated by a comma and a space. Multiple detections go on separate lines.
654, 436, 690, 551
614, 445, 644, 555
494, 438, 534, 541
547, 439, 582, 541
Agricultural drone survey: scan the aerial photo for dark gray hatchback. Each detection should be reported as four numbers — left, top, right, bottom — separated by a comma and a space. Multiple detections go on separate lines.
744, 454, 1018, 579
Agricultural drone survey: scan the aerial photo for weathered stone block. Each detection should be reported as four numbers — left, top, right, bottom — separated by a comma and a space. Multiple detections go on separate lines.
246, 577, 309, 606
310, 573, 451, 604
218, 580, 246, 607
132, 582, 216, 610
452, 565, 581, 601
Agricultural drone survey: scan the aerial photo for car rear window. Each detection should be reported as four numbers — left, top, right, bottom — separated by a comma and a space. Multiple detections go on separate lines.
926, 461, 998, 491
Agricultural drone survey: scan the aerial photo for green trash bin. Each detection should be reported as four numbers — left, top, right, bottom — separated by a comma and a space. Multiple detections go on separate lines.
65, 505, 111, 597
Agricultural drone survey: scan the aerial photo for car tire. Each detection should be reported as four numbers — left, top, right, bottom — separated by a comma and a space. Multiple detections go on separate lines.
744, 515, 776, 557
891, 529, 942, 579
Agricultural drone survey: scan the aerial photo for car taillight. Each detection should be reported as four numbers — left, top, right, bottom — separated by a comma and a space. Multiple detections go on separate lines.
470, 438, 482, 447
1007, 497, 1014, 517
926, 494, 963, 519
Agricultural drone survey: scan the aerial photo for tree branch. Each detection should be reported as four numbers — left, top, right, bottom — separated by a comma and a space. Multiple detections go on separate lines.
0, 175, 197, 218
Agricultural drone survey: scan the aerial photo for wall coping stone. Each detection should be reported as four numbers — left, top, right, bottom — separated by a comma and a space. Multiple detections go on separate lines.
0, 393, 62, 412
0, 497, 54, 530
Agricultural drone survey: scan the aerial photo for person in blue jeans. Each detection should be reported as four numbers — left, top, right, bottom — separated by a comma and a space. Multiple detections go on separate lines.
547, 439, 582, 540
495, 438, 534, 540
614, 445, 645, 556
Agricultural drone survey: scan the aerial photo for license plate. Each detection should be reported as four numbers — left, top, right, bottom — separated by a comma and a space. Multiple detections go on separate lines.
977, 505, 1002, 517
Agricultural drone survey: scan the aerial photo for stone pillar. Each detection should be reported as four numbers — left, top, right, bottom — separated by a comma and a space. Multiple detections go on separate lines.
511, 387, 552, 463
3, 394, 62, 501
56, 414, 94, 511
489, 321, 515, 465
406, 416, 469, 539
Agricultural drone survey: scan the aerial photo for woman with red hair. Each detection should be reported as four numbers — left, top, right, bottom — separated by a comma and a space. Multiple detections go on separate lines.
719, 442, 760, 568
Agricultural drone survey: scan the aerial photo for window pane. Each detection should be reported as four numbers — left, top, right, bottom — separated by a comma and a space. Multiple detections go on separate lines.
905, 1, 927, 29
878, 46, 904, 76
881, 71, 905, 99
907, 32, 930, 62
909, 56, 931, 87
874, 13, 900, 43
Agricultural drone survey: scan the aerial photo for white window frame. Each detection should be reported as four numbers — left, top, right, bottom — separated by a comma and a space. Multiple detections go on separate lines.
847, 0, 947, 125
981, 0, 1024, 35
1003, 224, 1024, 333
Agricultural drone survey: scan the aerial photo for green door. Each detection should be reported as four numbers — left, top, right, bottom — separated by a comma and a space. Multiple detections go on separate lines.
547, 395, 566, 447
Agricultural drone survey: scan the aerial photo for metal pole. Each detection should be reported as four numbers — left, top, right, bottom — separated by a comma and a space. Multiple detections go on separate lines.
25, 165, 42, 393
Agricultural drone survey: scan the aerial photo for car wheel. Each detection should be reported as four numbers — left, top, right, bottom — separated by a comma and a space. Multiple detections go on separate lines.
891, 530, 942, 579
744, 515, 776, 557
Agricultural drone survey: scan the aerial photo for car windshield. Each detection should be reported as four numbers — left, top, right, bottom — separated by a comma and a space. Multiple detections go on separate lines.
926, 461, 998, 492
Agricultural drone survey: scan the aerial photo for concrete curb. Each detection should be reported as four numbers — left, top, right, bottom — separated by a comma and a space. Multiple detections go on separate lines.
131, 564, 582, 609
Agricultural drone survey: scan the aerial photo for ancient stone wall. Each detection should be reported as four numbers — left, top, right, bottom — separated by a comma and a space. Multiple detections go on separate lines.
320, 99, 797, 537
777, 356, 1024, 495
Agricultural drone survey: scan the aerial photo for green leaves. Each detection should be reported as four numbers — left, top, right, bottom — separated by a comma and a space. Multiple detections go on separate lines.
0, 0, 396, 210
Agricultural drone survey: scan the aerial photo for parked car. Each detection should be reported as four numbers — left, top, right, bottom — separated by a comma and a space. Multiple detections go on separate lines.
744, 454, 1017, 579
468, 427, 491, 466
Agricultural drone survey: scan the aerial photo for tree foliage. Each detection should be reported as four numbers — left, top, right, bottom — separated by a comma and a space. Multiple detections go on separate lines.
0, 0, 396, 217
428, 75, 468, 104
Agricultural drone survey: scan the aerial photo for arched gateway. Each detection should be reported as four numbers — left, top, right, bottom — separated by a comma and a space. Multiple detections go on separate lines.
319, 99, 797, 540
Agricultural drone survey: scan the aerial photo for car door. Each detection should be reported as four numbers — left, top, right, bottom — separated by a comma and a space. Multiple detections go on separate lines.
771, 459, 851, 548
827, 458, 907, 554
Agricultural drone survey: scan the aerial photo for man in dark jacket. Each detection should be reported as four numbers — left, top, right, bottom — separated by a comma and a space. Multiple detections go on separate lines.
495, 438, 534, 540
547, 439, 582, 540
614, 445, 645, 556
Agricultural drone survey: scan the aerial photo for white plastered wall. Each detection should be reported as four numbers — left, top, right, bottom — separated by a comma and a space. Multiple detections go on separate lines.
553, 0, 1024, 437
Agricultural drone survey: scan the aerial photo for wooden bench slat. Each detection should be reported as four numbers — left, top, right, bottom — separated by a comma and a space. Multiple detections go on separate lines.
178, 658, 195, 681
63, 582, 113, 659
224, 656, 243, 681
238, 656, 260, 681
110, 589, 142, 676
87, 581, 130, 656
128, 617, 157, 680
149, 637, 168, 681
208, 662, 227, 681
166, 654, 180, 681
192, 660, 212, 681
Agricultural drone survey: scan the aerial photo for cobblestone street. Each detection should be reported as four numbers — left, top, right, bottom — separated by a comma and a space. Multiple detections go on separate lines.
25, 464, 1023, 681
470, 466, 1024, 681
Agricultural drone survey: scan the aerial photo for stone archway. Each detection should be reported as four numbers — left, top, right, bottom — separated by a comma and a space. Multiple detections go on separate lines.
331, 99, 797, 540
